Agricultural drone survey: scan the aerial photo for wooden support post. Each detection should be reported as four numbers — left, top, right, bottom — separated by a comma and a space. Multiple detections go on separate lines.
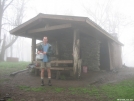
55, 41, 59, 66
31, 38, 36, 62
73, 29, 80, 76
78, 59, 82, 78
56, 41, 59, 56
56, 71, 61, 80
108, 41, 113, 70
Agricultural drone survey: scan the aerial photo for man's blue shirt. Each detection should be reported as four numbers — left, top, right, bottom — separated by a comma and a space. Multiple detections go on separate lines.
42, 43, 49, 62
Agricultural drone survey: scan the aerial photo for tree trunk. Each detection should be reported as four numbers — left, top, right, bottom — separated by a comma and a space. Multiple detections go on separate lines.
0, 47, 6, 61
0, 36, 18, 61
0, 35, 6, 61
0, 15, 2, 44
10, 45, 13, 57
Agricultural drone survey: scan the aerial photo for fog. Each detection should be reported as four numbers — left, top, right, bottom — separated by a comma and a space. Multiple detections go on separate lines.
3, 0, 134, 67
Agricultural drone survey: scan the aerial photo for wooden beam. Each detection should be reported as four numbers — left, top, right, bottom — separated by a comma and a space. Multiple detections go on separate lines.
108, 41, 113, 70
28, 24, 72, 34
34, 66, 73, 70
51, 60, 73, 64
78, 59, 82, 77
31, 38, 36, 62
34, 60, 73, 64
55, 41, 59, 56
55, 41, 59, 66
50, 67, 73, 70
73, 29, 80, 76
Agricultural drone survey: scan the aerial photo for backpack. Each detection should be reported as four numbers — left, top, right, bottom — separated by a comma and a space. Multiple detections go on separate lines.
37, 43, 54, 56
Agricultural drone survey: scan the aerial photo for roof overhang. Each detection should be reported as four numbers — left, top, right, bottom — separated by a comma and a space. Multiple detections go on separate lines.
10, 13, 123, 46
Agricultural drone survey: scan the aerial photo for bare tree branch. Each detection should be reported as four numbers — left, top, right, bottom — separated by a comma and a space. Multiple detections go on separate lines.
0, 0, 27, 61
5, 36, 18, 49
3, 0, 14, 11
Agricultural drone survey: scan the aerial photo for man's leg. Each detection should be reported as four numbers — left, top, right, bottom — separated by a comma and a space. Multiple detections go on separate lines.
47, 68, 52, 86
47, 63, 52, 86
40, 62, 45, 86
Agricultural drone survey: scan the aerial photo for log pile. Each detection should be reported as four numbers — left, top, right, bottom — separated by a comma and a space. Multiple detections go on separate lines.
81, 36, 100, 71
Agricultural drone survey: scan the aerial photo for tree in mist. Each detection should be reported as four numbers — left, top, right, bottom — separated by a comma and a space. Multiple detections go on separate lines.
0, 0, 27, 61
83, 0, 133, 38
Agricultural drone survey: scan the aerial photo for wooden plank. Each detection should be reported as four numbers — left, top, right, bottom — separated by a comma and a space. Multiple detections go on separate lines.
108, 41, 113, 70
55, 41, 59, 66
78, 59, 82, 77
31, 38, 36, 62
28, 24, 72, 34
51, 67, 73, 70
33, 60, 73, 64
34, 66, 73, 70
73, 29, 80, 75
51, 60, 73, 64
56, 41, 59, 55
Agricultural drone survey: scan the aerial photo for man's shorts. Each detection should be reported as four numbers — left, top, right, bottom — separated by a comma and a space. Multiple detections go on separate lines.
41, 62, 51, 69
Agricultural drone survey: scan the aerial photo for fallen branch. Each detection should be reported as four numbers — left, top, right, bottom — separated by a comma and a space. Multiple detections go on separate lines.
10, 68, 28, 76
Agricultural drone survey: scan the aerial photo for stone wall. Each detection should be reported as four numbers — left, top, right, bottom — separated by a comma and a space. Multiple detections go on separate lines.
50, 33, 101, 71
80, 35, 100, 71
58, 34, 73, 60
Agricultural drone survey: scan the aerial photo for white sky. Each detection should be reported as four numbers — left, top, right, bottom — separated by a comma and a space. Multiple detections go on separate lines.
9, 0, 134, 66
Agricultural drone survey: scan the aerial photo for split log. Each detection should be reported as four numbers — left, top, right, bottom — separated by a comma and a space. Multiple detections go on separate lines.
73, 29, 80, 76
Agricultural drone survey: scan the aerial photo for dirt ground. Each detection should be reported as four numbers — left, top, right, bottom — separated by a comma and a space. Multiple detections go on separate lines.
0, 67, 134, 101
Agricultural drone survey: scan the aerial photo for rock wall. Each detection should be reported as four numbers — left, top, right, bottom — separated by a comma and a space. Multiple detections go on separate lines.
51, 33, 101, 71
80, 35, 100, 71
58, 34, 73, 60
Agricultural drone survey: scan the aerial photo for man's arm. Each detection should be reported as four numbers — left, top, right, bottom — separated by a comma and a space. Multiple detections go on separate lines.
37, 44, 43, 54
46, 45, 53, 56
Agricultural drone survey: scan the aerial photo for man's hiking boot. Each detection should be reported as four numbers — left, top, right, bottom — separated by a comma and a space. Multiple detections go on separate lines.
48, 79, 52, 86
41, 79, 45, 86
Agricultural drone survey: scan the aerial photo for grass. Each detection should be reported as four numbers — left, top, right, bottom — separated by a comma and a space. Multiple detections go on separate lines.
59, 75, 66, 80
52, 87, 65, 93
101, 79, 134, 99
18, 79, 134, 101
19, 85, 46, 92
7, 98, 26, 101
0, 61, 30, 75
0, 78, 10, 83
18, 85, 65, 93
1, 62, 134, 100
7, 99, 14, 101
